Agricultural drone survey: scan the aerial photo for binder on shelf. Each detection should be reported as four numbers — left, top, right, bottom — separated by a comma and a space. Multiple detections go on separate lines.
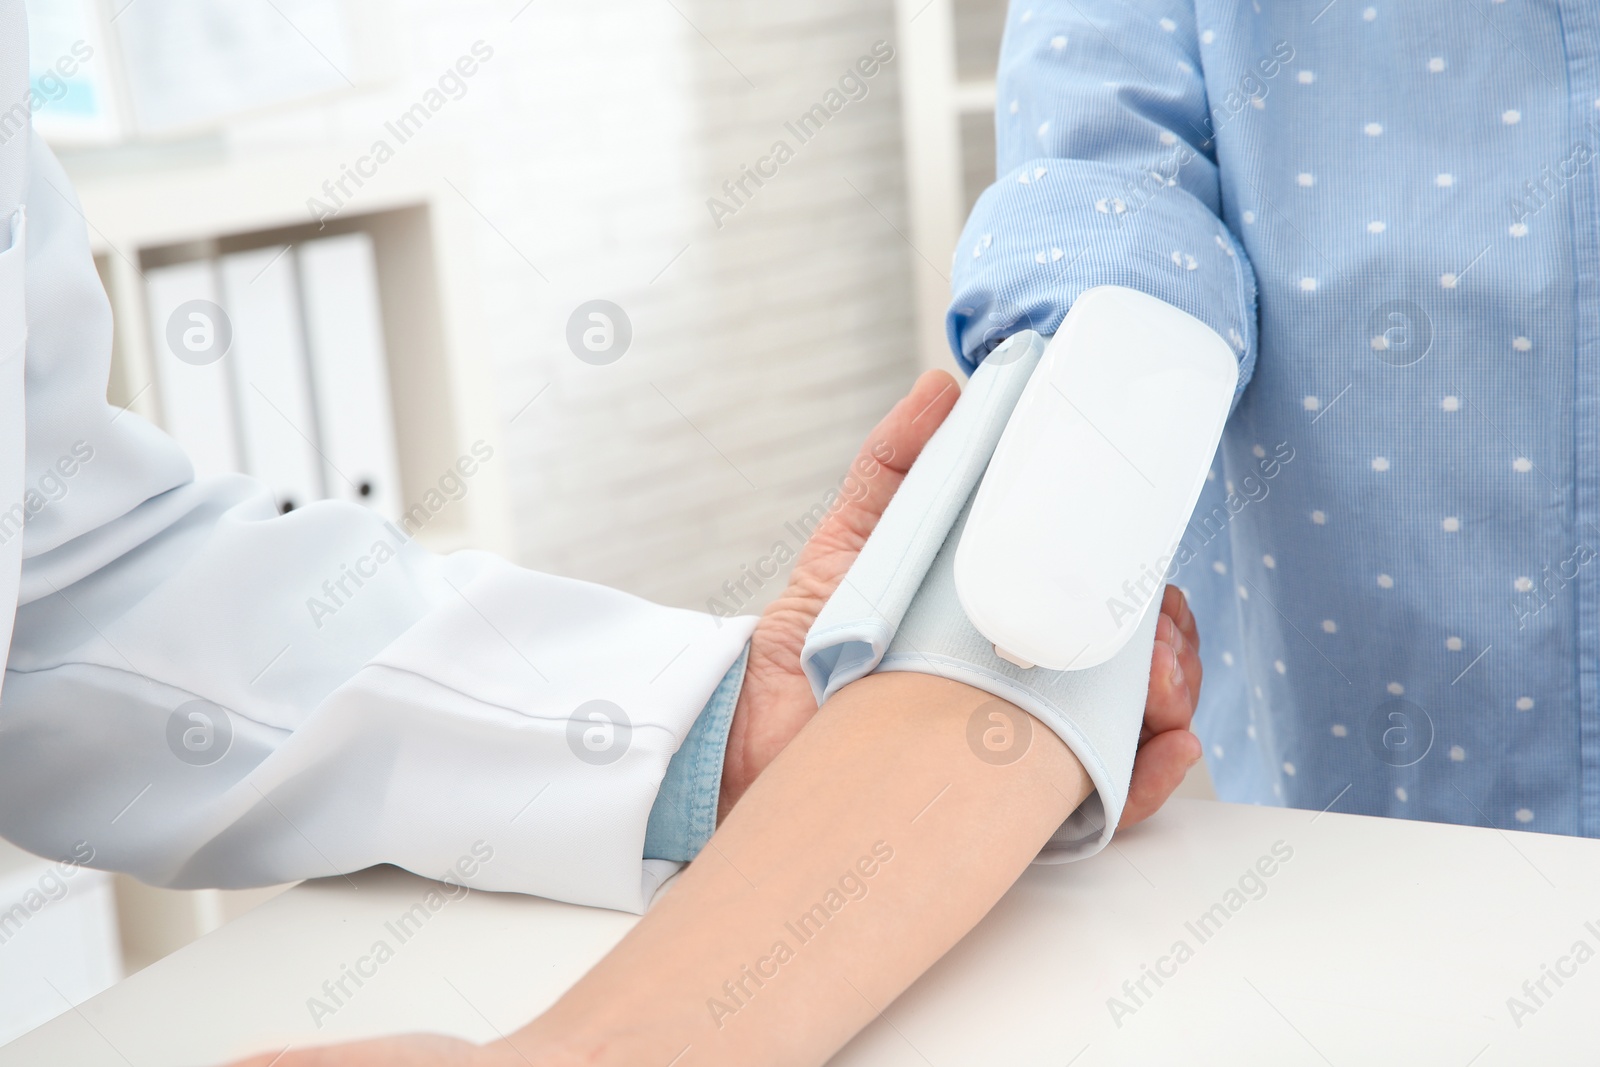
143, 260, 242, 482
297, 233, 403, 523
218, 246, 324, 514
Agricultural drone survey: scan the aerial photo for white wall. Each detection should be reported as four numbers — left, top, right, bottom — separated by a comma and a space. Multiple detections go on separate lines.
222, 0, 920, 613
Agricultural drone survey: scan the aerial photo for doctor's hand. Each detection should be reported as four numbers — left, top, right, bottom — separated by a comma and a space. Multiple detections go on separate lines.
717, 369, 960, 820
1119, 583, 1204, 829
714, 371, 1206, 823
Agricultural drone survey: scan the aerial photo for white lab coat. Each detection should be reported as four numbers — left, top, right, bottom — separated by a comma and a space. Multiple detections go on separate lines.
0, 3, 754, 913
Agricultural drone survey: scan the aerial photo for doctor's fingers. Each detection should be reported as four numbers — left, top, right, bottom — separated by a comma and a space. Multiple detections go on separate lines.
1158, 585, 1203, 709
1145, 615, 1200, 740
1162, 583, 1199, 654
1119, 727, 1204, 829
814, 369, 960, 548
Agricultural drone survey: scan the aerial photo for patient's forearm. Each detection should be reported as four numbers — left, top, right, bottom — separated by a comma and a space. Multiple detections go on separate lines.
515, 672, 1091, 1067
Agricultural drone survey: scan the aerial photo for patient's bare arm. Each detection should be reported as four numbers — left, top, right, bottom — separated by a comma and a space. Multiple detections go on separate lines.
513, 671, 1089, 1066
236, 672, 1090, 1067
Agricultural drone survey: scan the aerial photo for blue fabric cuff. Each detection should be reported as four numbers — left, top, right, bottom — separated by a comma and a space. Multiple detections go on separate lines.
949, 160, 1257, 407
643, 643, 748, 862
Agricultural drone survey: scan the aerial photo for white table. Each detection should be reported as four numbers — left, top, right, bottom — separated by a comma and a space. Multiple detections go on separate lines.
6, 799, 1597, 1066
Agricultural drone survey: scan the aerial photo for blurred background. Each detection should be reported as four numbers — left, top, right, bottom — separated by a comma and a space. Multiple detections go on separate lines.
5, 0, 1017, 1044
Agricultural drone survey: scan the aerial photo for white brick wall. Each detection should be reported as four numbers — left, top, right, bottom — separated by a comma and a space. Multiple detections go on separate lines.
232, 0, 920, 615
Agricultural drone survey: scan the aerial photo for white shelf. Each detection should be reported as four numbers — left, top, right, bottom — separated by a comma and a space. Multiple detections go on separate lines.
0, 839, 120, 1045
70, 143, 516, 557
892, 0, 1006, 372
952, 78, 997, 114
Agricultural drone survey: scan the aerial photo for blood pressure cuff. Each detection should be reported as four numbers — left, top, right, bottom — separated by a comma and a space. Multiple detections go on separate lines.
801, 330, 1157, 861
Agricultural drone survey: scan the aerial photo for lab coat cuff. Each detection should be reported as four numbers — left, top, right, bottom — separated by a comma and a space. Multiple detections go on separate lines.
643, 642, 748, 861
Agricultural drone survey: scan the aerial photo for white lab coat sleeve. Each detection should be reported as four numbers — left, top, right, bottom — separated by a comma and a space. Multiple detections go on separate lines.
0, 131, 756, 914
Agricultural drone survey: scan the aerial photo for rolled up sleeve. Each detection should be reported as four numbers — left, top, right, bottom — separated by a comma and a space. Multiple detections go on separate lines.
950, 0, 1257, 401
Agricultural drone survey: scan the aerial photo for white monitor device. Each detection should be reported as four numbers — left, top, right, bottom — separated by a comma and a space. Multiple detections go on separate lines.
954, 286, 1238, 671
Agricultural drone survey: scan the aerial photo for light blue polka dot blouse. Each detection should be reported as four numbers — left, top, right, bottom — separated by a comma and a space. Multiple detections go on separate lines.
952, 0, 1600, 837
